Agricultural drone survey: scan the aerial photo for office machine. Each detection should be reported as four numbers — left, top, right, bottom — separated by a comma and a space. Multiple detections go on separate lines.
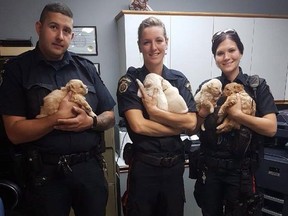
256, 109, 288, 216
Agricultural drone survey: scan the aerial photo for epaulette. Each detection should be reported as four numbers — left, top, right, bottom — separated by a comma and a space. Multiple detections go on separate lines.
70, 52, 95, 65
247, 75, 260, 101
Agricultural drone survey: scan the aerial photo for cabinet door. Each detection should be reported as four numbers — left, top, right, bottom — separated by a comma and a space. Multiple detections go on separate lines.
170, 16, 214, 94
212, 17, 255, 77
118, 14, 171, 75
251, 18, 288, 100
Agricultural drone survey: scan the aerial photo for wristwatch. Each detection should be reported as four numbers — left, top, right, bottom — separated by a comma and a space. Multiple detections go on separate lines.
91, 116, 98, 129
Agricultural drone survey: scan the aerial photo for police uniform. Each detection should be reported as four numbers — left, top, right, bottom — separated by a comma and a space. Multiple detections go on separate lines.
0, 44, 116, 216
117, 66, 196, 216
193, 68, 278, 216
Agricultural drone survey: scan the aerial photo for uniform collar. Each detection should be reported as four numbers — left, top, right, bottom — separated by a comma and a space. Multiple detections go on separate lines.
161, 65, 178, 80
33, 42, 74, 69
140, 65, 179, 81
219, 67, 248, 86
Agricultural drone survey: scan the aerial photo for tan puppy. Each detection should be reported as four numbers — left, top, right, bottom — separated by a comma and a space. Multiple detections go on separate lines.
194, 78, 222, 131
36, 79, 96, 118
217, 82, 256, 133
194, 79, 222, 114
136, 73, 188, 114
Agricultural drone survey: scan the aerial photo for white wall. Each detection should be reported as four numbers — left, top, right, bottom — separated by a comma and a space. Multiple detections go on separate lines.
1, 0, 288, 122
117, 13, 288, 99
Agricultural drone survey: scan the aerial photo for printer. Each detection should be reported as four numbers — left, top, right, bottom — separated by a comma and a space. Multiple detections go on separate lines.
256, 109, 288, 215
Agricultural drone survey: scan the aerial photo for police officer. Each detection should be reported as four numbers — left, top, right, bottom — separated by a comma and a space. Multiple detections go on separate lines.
193, 29, 278, 215
117, 17, 198, 216
0, 3, 115, 216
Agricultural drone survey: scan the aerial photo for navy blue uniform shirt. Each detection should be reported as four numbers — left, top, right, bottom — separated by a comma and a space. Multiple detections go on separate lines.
0, 45, 116, 154
196, 68, 278, 158
117, 65, 196, 154
218, 69, 278, 117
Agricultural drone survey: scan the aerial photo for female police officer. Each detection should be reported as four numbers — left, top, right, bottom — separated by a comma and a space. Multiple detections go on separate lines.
193, 29, 278, 215
117, 17, 198, 216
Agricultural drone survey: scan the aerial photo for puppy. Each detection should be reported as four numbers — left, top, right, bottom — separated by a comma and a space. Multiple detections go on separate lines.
216, 82, 256, 133
161, 78, 188, 114
136, 73, 188, 113
194, 79, 222, 130
194, 78, 222, 114
36, 79, 96, 118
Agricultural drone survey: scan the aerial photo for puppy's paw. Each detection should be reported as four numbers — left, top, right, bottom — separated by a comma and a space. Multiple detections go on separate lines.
209, 106, 214, 113
201, 123, 206, 131
216, 123, 227, 133
36, 114, 46, 118
89, 111, 97, 117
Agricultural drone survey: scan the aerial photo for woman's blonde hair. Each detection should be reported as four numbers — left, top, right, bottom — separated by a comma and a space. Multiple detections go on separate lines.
137, 16, 168, 44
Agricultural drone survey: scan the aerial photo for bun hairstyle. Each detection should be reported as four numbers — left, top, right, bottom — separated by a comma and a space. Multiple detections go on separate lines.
211, 29, 244, 56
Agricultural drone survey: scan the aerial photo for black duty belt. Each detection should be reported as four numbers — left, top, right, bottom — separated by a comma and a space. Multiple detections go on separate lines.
41, 149, 98, 166
135, 153, 183, 167
204, 156, 243, 170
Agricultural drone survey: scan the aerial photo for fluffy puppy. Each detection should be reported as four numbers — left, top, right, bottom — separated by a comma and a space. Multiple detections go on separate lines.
36, 79, 96, 118
161, 78, 188, 113
217, 82, 256, 133
137, 73, 168, 111
194, 78, 222, 114
136, 73, 188, 113
195, 79, 222, 131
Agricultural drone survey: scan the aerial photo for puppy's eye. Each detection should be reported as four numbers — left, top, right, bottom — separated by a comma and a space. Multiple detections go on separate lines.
146, 83, 152, 88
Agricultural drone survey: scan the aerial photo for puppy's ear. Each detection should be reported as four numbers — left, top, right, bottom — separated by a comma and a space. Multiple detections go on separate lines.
161, 79, 170, 91
69, 82, 77, 93
234, 84, 241, 93
238, 84, 244, 91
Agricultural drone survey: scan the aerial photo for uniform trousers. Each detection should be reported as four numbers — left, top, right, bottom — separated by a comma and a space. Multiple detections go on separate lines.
125, 160, 185, 216
22, 157, 108, 216
194, 167, 254, 216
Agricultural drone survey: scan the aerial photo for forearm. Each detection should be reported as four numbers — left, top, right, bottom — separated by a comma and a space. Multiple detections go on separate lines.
231, 112, 277, 137
3, 114, 58, 144
125, 109, 182, 137
91, 110, 115, 131
131, 118, 182, 137
149, 108, 197, 132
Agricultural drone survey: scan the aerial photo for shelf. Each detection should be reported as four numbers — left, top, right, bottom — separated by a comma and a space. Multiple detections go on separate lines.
262, 207, 282, 216
264, 194, 285, 204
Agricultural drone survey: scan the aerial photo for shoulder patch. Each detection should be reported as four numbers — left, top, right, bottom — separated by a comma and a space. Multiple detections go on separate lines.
185, 81, 192, 92
118, 76, 132, 93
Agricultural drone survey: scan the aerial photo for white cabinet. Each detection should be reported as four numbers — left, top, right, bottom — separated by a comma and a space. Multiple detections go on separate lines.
116, 11, 288, 99
251, 18, 288, 99
170, 16, 214, 94
117, 14, 171, 76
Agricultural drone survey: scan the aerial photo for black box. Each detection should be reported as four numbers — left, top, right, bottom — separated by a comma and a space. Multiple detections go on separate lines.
256, 147, 288, 195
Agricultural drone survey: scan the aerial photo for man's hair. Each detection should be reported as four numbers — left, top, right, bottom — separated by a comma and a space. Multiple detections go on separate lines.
39, 2, 73, 23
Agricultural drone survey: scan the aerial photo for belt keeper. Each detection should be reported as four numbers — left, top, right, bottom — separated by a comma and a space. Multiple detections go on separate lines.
136, 153, 182, 167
